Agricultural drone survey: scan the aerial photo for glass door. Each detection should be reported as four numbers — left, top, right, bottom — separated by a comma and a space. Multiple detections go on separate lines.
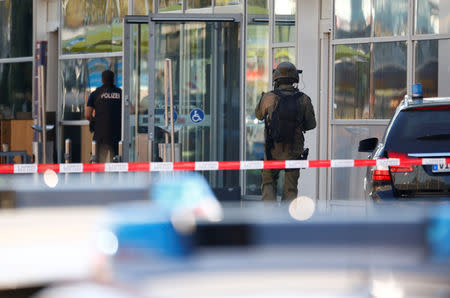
123, 16, 149, 162
124, 15, 242, 189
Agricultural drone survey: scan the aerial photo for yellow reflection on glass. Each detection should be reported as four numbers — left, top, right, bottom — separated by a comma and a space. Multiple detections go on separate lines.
43, 169, 59, 188
288, 196, 315, 221
274, 47, 295, 67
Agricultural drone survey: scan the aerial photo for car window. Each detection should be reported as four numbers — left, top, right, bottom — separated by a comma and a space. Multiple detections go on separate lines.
385, 107, 450, 153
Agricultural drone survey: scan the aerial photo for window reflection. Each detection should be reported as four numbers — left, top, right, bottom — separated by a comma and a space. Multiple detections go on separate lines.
159, 0, 182, 12
415, 40, 438, 97
275, 21, 295, 43
216, 0, 240, 6
62, 0, 87, 53
415, 39, 450, 97
187, 0, 211, 9
274, 0, 295, 43
373, 0, 407, 36
62, 0, 127, 54
85, 0, 113, 53
153, 22, 240, 187
334, 42, 406, 120
372, 42, 406, 118
335, 0, 371, 39
416, 0, 450, 34
245, 22, 268, 196
134, 0, 153, 14
331, 125, 386, 200
334, 43, 370, 119
61, 57, 122, 121
275, 0, 295, 15
0, 62, 32, 120
247, 0, 268, 14
0, 0, 32, 59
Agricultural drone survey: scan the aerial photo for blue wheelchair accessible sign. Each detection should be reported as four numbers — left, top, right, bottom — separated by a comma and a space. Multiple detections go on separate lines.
190, 108, 204, 123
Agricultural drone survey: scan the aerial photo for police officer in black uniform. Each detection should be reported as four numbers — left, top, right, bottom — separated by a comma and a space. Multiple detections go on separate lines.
85, 70, 122, 163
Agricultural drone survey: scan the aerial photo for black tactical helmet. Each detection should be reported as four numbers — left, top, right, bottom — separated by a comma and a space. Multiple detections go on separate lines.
272, 61, 299, 84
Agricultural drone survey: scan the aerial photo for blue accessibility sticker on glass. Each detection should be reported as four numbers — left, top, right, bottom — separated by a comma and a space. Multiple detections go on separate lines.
190, 108, 204, 123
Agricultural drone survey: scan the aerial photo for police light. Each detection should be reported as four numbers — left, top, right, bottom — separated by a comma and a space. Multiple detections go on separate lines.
412, 83, 423, 99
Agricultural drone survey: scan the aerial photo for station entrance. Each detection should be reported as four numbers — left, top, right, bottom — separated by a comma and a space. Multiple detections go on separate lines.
123, 14, 242, 189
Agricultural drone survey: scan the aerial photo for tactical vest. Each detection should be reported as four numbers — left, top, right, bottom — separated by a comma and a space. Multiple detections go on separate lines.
267, 89, 303, 144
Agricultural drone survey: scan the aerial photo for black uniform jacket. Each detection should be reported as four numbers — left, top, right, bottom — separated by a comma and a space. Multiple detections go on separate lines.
87, 84, 122, 145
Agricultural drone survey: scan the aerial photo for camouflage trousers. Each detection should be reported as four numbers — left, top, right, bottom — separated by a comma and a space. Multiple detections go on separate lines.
261, 143, 302, 201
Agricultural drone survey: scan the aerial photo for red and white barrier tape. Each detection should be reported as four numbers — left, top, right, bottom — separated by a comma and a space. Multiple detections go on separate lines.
0, 158, 449, 174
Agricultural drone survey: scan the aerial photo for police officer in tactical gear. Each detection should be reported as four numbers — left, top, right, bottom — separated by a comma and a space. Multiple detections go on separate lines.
85, 70, 122, 163
255, 62, 316, 201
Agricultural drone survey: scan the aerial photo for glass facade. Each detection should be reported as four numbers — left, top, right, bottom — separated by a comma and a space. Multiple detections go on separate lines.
332, 0, 450, 200
247, 0, 268, 14
134, 0, 153, 14
187, 0, 211, 9
60, 57, 122, 121
150, 21, 241, 188
274, 47, 296, 66
0, 0, 32, 121
334, 42, 406, 120
331, 125, 386, 200
158, 0, 182, 12
244, 0, 296, 197
0, 62, 33, 120
372, 42, 406, 118
334, 43, 370, 119
333, 0, 449, 120
62, 0, 128, 54
415, 0, 450, 35
126, 23, 149, 162
245, 21, 269, 196
0, 0, 33, 59
216, 0, 240, 6
274, 0, 296, 43
373, 0, 407, 37
335, 0, 371, 39
414, 39, 450, 97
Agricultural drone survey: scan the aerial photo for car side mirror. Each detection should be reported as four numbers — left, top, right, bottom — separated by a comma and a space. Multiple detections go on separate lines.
358, 137, 378, 152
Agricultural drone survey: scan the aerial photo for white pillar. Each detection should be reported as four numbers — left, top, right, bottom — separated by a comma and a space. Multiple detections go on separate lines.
297, 0, 320, 200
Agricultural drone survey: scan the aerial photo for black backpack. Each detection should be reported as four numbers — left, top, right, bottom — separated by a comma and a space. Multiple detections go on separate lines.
267, 89, 303, 144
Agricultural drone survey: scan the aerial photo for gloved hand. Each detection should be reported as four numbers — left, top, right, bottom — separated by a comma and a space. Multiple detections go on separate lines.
299, 148, 309, 160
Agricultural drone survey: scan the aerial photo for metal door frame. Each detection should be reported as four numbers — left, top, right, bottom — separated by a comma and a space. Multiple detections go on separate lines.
123, 16, 148, 162
123, 15, 244, 186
